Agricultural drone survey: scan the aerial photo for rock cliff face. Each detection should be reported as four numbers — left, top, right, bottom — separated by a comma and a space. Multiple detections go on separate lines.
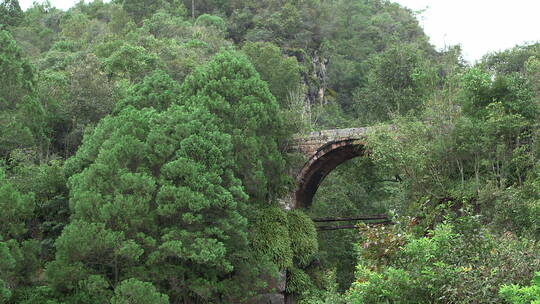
291, 50, 330, 117
309, 52, 329, 106
254, 271, 287, 304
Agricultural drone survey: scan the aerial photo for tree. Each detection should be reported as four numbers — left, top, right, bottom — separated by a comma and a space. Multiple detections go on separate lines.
500, 272, 540, 304
7, 158, 69, 259
347, 222, 540, 304
195, 14, 226, 32
353, 43, 437, 124
178, 50, 292, 203
103, 44, 163, 81
324, 0, 435, 115
10, 1, 63, 56
63, 54, 114, 155
0, 168, 34, 241
0, 167, 37, 303
140, 10, 188, 39
111, 279, 168, 304
59, 13, 91, 42
122, 0, 166, 24
242, 41, 302, 107
139, 11, 232, 82
114, 69, 180, 113
50, 105, 253, 302
0, 30, 52, 159
180, 0, 229, 18
0, 0, 23, 26
0, 239, 16, 303
0, 29, 34, 110
227, 0, 332, 51
121, 0, 185, 24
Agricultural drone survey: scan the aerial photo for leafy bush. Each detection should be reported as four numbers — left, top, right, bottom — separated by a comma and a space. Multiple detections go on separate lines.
250, 207, 293, 270
195, 14, 226, 32
288, 209, 318, 267
348, 221, 540, 303
286, 267, 313, 294
297, 270, 347, 304
500, 272, 540, 304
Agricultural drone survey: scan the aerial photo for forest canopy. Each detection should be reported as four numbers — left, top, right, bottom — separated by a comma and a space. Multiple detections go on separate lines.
2, 0, 540, 303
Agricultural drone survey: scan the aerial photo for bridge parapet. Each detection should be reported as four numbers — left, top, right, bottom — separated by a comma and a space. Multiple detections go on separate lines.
291, 127, 369, 156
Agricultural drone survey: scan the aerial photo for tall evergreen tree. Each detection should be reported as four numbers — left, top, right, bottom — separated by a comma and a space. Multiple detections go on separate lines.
179, 50, 292, 203
51, 104, 256, 302
0, 0, 23, 26
0, 29, 34, 110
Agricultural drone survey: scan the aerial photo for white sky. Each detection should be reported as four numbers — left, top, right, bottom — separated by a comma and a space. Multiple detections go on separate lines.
20, 0, 76, 11
19, 0, 540, 63
394, 0, 540, 63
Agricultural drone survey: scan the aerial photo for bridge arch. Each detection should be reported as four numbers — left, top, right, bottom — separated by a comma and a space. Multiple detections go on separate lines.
289, 128, 369, 209
295, 139, 366, 209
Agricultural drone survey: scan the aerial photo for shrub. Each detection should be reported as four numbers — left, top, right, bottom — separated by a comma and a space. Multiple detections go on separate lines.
288, 209, 318, 268
348, 221, 540, 303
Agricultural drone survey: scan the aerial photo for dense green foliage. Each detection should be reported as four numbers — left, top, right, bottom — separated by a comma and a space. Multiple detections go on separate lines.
309, 156, 396, 291
500, 272, 540, 304
349, 222, 540, 303
53, 105, 254, 302
2, 0, 540, 302
178, 51, 290, 203
339, 41, 540, 302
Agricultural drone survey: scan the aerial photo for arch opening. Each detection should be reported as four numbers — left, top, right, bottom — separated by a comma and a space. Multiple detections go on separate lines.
295, 139, 366, 209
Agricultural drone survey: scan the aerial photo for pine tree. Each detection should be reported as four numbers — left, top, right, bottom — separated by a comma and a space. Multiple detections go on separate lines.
179, 50, 292, 203
51, 106, 252, 302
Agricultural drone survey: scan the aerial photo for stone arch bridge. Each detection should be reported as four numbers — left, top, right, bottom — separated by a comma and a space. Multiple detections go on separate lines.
262, 128, 370, 304
283, 127, 370, 210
